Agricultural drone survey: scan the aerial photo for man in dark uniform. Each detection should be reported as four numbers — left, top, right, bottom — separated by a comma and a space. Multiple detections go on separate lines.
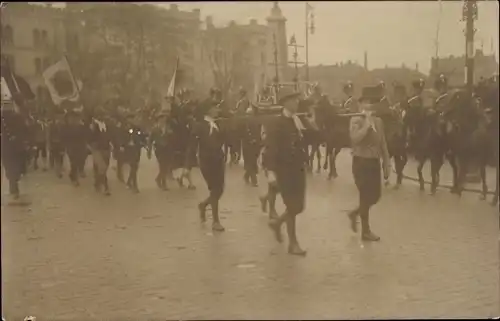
242, 104, 261, 186
63, 108, 88, 186
88, 108, 113, 195
148, 110, 174, 190
123, 112, 149, 193
342, 81, 358, 113
186, 95, 226, 232
111, 112, 129, 183
266, 86, 308, 256
434, 74, 449, 113
1, 100, 31, 204
171, 89, 197, 189
259, 125, 280, 220
230, 87, 249, 165
48, 109, 66, 178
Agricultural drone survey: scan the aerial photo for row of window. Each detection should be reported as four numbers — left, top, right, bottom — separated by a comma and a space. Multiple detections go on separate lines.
33, 28, 50, 47
0, 25, 50, 47
1, 25, 14, 44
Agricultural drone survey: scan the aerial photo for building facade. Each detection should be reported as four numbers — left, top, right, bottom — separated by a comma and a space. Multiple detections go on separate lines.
430, 49, 499, 87
1, 2, 66, 103
201, 16, 269, 98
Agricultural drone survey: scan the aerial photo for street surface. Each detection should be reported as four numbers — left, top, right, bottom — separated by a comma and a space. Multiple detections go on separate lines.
2, 150, 499, 320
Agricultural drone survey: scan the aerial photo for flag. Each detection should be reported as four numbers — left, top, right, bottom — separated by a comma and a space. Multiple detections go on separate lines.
42, 56, 81, 106
1, 76, 12, 102
166, 57, 179, 98
1, 61, 35, 111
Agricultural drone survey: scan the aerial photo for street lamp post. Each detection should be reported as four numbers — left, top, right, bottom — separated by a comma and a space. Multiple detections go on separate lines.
462, 0, 481, 183
463, 0, 478, 95
288, 34, 304, 92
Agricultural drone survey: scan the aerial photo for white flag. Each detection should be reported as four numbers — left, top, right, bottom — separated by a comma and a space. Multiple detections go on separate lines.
166, 57, 179, 98
42, 57, 81, 106
1, 76, 12, 102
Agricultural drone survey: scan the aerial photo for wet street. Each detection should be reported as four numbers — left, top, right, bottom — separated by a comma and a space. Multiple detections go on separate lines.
2, 151, 498, 320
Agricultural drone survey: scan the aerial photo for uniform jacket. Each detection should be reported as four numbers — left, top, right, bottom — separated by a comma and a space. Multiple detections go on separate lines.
89, 119, 112, 150
185, 116, 225, 166
264, 112, 308, 174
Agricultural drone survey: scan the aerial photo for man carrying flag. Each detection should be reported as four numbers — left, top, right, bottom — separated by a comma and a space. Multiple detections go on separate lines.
1, 57, 33, 205
43, 56, 88, 186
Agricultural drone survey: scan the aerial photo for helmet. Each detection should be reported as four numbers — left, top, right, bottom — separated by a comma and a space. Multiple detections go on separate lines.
435, 74, 448, 90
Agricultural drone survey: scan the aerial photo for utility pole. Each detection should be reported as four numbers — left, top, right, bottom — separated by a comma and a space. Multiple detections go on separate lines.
288, 34, 305, 92
463, 0, 478, 96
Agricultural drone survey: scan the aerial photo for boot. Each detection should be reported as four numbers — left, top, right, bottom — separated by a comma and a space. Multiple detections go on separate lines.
361, 210, 380, 242
211, 200, 225, 232
259, 195, 268, 213
347, 208, 359, 233
286, 215, 306, 256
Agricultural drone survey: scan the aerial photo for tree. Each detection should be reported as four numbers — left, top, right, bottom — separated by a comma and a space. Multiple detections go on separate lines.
65, 3, 188, 109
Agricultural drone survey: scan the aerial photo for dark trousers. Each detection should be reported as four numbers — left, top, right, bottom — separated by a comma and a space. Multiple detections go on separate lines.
34, 142, 47, 169
67, 145, 87, 183
125, 146, 142, 191
2, 146, 24, 196
243, 141, 259, 183
49, 142, 64, 177
154, 146, 170, 188
276, 166, 306, 216
200, 156, 225, 221
352, 156, 382, 234
93, 148, 111, 192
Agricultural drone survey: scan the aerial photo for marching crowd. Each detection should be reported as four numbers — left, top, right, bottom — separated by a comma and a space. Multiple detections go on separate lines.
2, 70, 499, 256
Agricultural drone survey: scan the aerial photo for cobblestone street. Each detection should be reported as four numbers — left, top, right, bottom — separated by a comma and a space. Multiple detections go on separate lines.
2, 151, 498, 320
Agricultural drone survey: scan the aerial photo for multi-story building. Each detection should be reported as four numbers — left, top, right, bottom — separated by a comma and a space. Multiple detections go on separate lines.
1, 2, 66, 103
430, 49, 499, 87
307, 61, 427, 102
201, 16, 269, 98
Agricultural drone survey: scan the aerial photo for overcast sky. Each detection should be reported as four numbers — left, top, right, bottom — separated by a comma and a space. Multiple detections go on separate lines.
163, 1, 499, 74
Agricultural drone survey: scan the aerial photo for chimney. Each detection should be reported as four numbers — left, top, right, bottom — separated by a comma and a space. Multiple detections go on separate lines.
364, 51, 368, 70
206, 15, 214, 28
192, 8, 200, 16
229, 20, 236, 27
170, 4, 178, 11
416, 62, 419, 71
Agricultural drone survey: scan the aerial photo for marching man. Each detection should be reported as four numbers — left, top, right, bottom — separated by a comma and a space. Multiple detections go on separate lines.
186, 95, 226, 231
88, 108, 112, 195
265, 87, 308, 256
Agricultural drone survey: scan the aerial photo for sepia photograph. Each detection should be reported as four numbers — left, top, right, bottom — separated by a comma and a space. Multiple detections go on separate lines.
1, 1, 499, 320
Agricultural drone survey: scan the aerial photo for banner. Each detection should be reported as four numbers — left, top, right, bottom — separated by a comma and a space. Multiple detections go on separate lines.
42, 56, 81, 106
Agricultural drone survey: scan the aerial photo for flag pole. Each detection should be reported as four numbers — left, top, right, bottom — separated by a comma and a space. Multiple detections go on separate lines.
173, 56, 179, 97
63, 54, 87, 114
